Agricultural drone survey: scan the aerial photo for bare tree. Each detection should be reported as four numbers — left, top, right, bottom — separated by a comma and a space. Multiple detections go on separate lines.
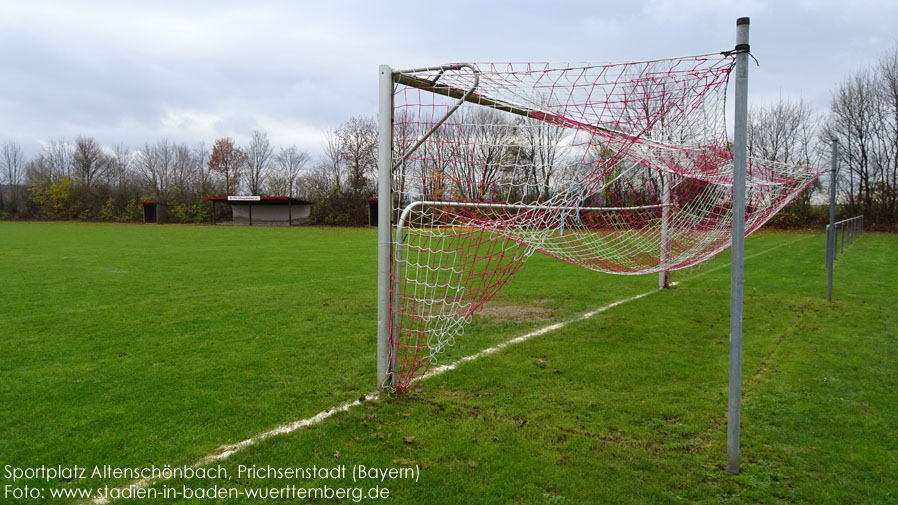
44, 137, 74, 180
170, 142, 197, 200
442, 108, 519, 201
136, 139, 177, 199
105, 144, 134, 192
1, 141, 27, 210
72, 136, 106, 189
337, 116, 378, 199
877, 44, 898, 217
244, 129, 273, 195
295, 160, 338, 200
749, 99, 820, 166
320, 127, 345, 194
192, 142, 214, 196
266, 145, 310, 196
749, 98, 822, 221
521, 115, 568, 201
829, 69, 881, 214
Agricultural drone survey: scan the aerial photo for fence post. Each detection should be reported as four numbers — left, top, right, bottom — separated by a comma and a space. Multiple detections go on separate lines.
841, 222, 846, 254
827, 139, 837, 302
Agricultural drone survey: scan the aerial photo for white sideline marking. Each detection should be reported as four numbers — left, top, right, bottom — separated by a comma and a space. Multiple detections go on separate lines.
89, 392, 382, 504
86, 289, 659, 504
88, 235, 804, 503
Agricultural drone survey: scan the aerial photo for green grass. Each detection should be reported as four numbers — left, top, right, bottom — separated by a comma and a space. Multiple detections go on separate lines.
1, 222, 895, 504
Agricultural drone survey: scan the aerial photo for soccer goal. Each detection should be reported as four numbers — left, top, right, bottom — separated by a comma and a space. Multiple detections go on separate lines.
376, 20, 818, 470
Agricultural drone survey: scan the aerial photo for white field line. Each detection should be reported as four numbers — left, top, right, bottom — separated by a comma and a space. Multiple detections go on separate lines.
88, 235, 806, 504
87, 288, 659, 505
678, 234, 813, 283
89, 392, 382, 504
420, 288, 661, 381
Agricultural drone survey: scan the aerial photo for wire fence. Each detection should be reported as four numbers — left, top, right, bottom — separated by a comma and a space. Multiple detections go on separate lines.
825, 214, 863, 301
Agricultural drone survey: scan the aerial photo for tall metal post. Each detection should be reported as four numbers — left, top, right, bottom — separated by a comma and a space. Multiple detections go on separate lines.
659, 172, 671, 288
727, 17, 750, 476
376, 65, 394, 389
827, 139, 838, 302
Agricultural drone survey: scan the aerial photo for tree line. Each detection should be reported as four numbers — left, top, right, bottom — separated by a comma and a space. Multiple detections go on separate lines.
2, 45, 897, 229
0, 116, 378, 225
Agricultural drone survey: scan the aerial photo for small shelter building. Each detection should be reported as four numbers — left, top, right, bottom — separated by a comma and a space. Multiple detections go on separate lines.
141, 201, 169, 224
205, 196, 312, 226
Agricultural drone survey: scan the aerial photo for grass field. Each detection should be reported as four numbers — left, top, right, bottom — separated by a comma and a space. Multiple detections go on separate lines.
1, 222, 895, 504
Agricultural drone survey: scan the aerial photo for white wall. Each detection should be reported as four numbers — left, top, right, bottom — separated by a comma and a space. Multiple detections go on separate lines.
232, 204, 311, 225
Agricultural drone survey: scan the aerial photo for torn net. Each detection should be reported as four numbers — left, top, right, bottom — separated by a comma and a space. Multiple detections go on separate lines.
387, 55, 820, 391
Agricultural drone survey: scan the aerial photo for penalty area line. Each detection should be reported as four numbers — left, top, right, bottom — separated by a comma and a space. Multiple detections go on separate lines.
85, 286, 660, 504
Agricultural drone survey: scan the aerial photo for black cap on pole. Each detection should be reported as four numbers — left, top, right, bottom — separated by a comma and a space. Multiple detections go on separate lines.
737, 17, 750, 25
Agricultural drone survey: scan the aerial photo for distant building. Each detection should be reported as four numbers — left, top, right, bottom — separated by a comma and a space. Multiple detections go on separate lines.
141, 201, 169, 224
204, 196, 312, 225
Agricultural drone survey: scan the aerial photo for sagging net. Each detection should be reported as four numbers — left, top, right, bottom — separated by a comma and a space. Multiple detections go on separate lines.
386, 55, 820, 391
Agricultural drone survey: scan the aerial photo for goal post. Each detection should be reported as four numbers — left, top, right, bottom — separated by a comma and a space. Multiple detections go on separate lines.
376, 65, 393, 389
727, 16, 751, 476
377, 19, 818, 414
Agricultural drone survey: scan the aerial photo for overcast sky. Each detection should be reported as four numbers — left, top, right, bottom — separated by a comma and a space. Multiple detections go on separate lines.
1, 0, 896, 158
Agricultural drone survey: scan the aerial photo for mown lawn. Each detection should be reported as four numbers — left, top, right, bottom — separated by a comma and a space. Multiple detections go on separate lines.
1, 222, 895, 504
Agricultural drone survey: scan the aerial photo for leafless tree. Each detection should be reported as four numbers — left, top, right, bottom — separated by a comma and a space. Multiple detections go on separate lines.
136, 139, 177, 199
876, 44, 898, 217
749, 98, 820, 166
44, 137, 74, 180
828, 69, 882, 213
295, 160, 336, 200
321, 127, 345, 194
1, 141, 27, 210
266, 145, 310, 196
244, 129, 273, 195
341, 116, 378, 198
169, 142, 197, 200
103, 144, 134, 192
520, 115, 568, 201
439, 108, 519, 201
192, 142, 215, 197
73, 136, 107, 189
748, 98, 822, 218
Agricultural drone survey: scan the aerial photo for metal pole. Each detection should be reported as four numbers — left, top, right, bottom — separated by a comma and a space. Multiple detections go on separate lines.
659, 172, 671, 288
841, 222, 846, 254
376, 65, 394, 389
827, 139, 838, 302
727, 16, 750, 476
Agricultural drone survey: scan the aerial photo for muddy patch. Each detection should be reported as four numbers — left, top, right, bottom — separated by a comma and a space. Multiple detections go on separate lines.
476, 299, 554, 323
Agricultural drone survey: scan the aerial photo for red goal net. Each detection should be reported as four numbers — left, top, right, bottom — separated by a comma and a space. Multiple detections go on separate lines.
385, 55, 820, 391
